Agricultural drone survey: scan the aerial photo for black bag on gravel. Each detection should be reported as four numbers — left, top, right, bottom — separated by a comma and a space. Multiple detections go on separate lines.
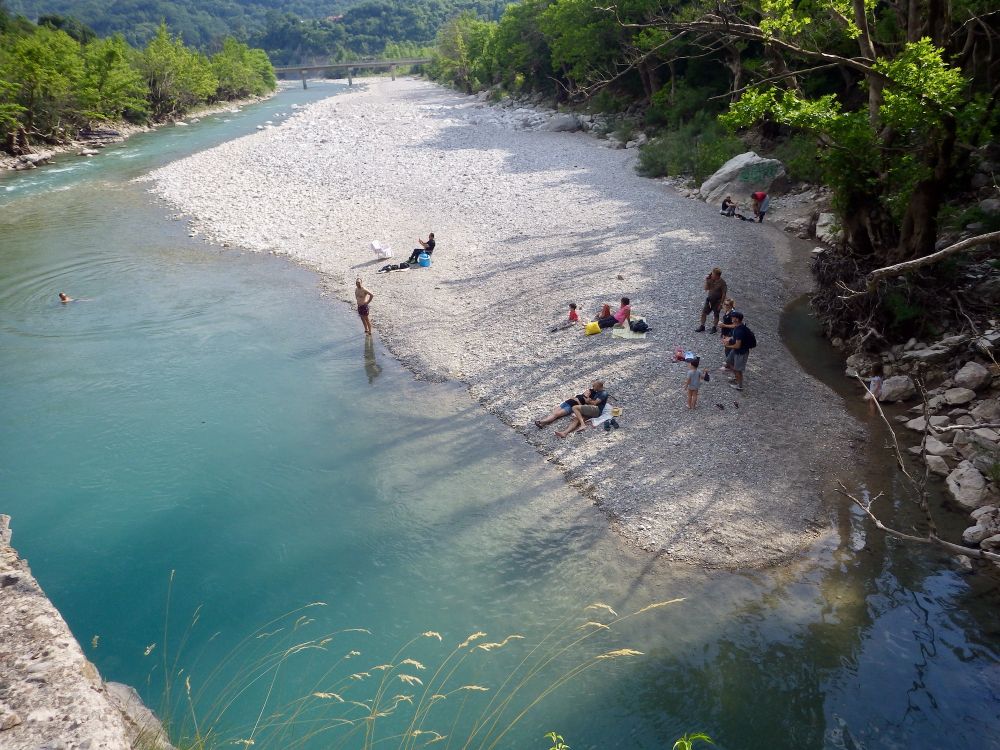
629, 319, 650, 333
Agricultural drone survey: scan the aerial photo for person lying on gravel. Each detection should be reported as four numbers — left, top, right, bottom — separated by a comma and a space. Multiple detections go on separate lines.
407, 232, 435, 264
555, 384, 611, 438
534, 381, 608, 432
597, 297, 631, 329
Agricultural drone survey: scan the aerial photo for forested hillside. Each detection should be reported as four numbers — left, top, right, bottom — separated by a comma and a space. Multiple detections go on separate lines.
6, 0, 508, 59
429, 0, 1000, 343
0, 8, 275, 154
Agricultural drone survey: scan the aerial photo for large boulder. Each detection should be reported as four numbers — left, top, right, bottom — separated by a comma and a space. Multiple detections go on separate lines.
954, 361, 991, 390
879, 375, 916, 402
946, 460, 992, 510
543, 113, 581, 132
699, 151, 786, 205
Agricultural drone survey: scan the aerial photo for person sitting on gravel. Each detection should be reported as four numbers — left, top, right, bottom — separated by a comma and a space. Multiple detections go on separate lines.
407, 232, 435, 264
597, 297, 631, 329
696, 268, 727, 333
720, 196, 737, 217
534, 381, 608, 433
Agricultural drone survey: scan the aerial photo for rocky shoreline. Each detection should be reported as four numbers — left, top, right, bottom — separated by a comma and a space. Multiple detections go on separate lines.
0, 92, 276, 173
148, 77, 858, 569
0, 515, 174, 750
845, 333, 1000, 562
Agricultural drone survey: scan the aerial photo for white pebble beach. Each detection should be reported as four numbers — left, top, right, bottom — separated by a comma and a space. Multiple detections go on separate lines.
148, 77, 858, 568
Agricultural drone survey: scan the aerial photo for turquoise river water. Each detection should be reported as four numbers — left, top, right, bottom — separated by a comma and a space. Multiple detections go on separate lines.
1, 82, 998, 750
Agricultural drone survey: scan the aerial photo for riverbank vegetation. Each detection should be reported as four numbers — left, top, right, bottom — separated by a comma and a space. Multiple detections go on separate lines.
145, 594, 684, 749
7, 0, 503, 62
0, 7, 275, 155
428, 0, 1000, 345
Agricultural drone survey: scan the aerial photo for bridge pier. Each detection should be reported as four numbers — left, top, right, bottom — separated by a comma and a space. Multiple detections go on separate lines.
300, 70, 307, 90
348, 68, 353, 86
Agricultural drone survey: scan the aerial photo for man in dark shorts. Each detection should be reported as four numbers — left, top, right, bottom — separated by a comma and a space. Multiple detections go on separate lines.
722, 311, 751, 390
696, 267, 727, 333
355, 277, 373, 335
534, 380, 608, 434
407, 232, 435, 264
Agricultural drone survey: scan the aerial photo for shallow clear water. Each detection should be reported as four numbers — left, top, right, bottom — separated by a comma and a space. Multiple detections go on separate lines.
1, 85, 998, 750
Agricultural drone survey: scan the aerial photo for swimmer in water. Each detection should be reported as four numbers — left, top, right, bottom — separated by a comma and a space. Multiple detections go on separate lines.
58, 292, 72, 303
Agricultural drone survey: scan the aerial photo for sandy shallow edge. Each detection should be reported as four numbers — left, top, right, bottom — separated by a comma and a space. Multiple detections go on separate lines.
147, 77, 863, 568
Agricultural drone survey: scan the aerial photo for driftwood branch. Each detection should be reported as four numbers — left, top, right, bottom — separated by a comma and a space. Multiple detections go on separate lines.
840, 231, 1000, 297
934, 422, 1000, 432
841, 374, 1000, 564
836, 482, 1000, 562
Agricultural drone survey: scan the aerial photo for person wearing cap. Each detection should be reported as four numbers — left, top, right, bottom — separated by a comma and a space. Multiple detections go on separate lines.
723, 311, 751, 390
696, 267, 727, 333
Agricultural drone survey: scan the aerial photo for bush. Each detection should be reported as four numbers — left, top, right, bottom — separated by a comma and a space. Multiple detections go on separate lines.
588, 89, 628, 114
637, 113, 744, 183
770, 134, 824, 183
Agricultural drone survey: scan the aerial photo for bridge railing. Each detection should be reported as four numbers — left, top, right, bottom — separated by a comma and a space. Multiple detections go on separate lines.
274, 58, 432, 88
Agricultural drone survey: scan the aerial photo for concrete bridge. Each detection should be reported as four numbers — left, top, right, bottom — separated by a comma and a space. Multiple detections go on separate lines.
273, 58, 432, 88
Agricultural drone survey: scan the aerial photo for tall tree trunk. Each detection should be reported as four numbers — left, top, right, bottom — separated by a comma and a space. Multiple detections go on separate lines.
906, 0, 922, 42
637, 60, 653, 102
852, 0, 883, 125
896, 116, 957, 262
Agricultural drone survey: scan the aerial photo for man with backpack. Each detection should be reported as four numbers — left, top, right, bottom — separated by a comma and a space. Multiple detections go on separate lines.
722, 311, 756, 391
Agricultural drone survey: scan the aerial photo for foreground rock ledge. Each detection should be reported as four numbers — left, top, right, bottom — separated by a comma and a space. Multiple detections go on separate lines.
149, 77, 856, 568
0, 515, 174, 750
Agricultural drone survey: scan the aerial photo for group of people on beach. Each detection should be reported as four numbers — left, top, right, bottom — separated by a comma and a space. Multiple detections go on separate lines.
355, 232, 435, 335
537, 263, 758, 432
720, 191, 769, 222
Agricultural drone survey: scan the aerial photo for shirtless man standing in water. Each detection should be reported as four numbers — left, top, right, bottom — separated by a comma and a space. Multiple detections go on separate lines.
355, 278, 373, 335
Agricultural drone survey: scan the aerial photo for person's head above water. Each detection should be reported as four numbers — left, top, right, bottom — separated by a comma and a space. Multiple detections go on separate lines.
58, 292, 70, 302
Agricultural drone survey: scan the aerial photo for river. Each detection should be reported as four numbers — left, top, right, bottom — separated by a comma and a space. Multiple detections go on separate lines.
1, 82, 997, 750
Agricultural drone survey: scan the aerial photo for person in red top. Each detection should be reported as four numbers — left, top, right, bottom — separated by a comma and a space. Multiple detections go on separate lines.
751, 191, 770, 222
568, 303, 579, 322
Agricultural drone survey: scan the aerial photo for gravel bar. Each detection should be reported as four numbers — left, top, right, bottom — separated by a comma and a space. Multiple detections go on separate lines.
148, 78, 856, 568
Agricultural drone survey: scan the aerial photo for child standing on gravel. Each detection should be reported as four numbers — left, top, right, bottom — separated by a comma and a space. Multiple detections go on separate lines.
685, 356, 707, 409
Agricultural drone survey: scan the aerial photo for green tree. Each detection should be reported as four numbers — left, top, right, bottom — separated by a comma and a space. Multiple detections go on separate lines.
429, 12, 495, 92
140, 22, 217, 118
78, 34, 147, 120
1, 24, 81, 135
211, 36, 275, 99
